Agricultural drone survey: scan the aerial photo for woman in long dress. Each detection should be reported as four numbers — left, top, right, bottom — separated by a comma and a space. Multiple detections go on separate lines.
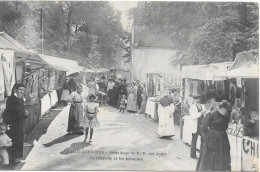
61, 76, 70, 106
67, 85, 84, 134
197, 100, 231, 171
157, 90, 175, 139
140, 84, 147, 114
88, 77, 97, 96
126, 84, 137, 112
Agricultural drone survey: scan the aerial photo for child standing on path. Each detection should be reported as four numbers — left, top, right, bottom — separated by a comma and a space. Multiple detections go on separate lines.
0, 123, 12, 168
119, 95, 127, 113
81, 94, 100, 143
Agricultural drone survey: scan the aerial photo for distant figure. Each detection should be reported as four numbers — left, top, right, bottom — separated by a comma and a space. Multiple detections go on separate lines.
87, 77, 96, 96
82, 94, 100, 143
0, 123, 12, 167
136, 80, 143, 112
61, 76, 70, 106
117, 78, 127, 108
68, 78, 77, 93
119, 95, 127, 113
139, 84, 147, 114
126, 82, 137, 112
97, 76, 107, 105
172, 89, 181, 125
107, 78, 115, 105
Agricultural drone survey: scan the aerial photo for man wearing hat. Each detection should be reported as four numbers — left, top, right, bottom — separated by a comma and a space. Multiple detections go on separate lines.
189, 94, 206, 159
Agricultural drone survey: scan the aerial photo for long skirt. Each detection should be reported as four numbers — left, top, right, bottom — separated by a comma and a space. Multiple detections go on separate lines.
140, 94, 147, 114
107, 89, 113, 105
197, 129, 231, 171
137, 95, 142, 110
127, 93, 137, 112
61, 89, 70, 101
173, 104, 181, 125
81, 114, 100, 128
67, 103, 84, 133
6, 120, 24, 161
157, 105, 175, 137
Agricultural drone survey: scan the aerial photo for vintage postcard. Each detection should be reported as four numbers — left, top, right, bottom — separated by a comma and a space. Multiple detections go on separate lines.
0, 1, 258, 171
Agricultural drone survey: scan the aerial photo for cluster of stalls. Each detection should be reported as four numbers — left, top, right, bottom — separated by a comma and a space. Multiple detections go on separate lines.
141, 50, 258, 171
0, 32, 82, 135
180, 50, 259, 171
0, 32, 132, 137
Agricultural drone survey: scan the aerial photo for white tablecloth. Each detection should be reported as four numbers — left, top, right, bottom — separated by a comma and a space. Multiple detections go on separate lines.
145, 97, 156, 118
50, 90, 58, 107
41, 94, 51, 117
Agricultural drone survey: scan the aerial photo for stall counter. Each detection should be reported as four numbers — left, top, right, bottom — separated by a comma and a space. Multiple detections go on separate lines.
40, 93, 51, 118
49, 90, 58, 107
145, 97, 157, 119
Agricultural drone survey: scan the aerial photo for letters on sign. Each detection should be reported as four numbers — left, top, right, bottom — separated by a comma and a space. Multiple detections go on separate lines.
242, 138, 259, 171
243, 139, 259, 158
226, 124, 243, 137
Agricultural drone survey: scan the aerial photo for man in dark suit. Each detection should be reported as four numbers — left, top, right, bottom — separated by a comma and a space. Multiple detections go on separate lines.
3, 83, 29, 164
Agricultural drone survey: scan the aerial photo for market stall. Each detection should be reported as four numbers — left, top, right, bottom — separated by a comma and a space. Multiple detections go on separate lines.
180, 62, 233, 152
145, 72, 175, 122
0, 32, 47, 134
38, 54, 81, 109
214, 50, 259, 171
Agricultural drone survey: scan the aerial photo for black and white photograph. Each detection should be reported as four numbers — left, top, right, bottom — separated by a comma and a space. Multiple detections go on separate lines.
0, 1, 258, 171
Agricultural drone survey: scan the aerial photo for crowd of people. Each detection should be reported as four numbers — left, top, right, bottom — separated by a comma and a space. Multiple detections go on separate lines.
0, 75, 233, 171
59, 76, 150, 144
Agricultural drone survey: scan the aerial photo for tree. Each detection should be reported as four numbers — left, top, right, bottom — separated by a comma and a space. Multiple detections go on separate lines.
0, 1, 127, 69
129, 2, 259, 66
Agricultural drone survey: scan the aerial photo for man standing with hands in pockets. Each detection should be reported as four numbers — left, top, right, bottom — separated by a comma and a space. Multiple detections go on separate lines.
189, 94, 206, 159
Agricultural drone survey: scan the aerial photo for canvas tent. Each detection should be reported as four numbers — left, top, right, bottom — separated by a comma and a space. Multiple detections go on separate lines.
39, 54, 80, 76
182, 62, 233, 81
214, 51, 259, 79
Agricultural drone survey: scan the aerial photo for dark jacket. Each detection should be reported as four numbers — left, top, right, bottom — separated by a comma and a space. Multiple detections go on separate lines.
3, 94, 28, 161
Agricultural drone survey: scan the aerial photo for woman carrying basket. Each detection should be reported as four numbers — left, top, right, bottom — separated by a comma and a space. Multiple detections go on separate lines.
82, 94, 100, 143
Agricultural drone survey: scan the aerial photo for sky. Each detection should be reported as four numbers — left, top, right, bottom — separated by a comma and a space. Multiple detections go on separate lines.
110, 1, 138, 31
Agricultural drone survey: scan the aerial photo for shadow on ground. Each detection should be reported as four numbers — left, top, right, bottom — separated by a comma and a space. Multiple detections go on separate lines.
44, 133, 82, 147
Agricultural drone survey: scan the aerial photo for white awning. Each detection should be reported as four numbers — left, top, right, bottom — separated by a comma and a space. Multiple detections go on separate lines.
214, 51, 259, 79
182, 62, 233, 80
39, 54, 80, 75
215, 65, 259, 79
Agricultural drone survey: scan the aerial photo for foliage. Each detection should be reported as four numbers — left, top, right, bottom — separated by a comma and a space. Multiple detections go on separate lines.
129, 2, 259, 66
0, 1, 128, 69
